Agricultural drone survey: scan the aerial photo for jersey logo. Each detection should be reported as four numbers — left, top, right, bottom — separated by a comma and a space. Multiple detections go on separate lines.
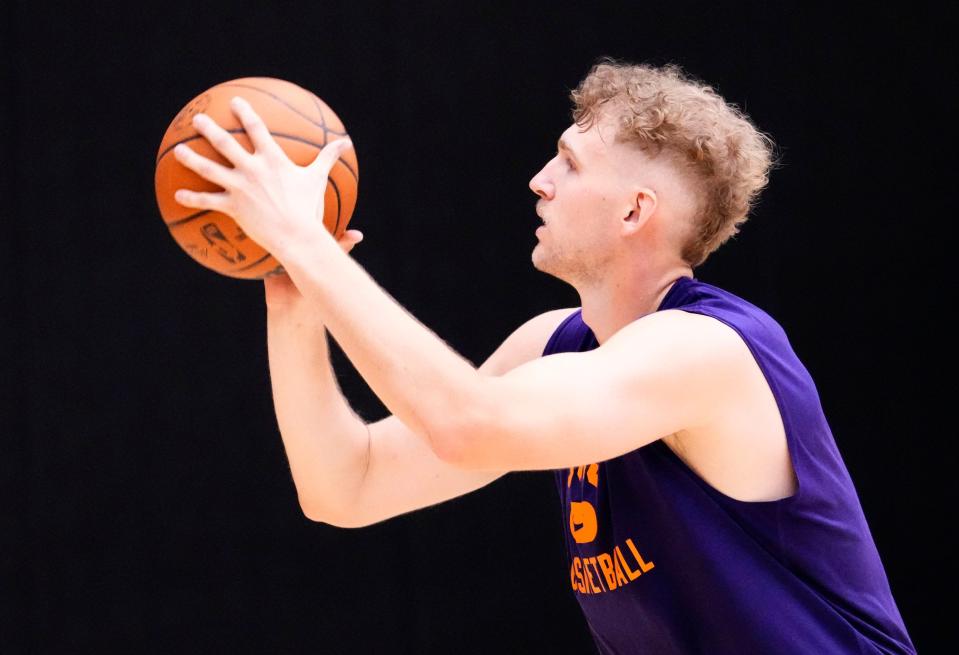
570, 501, 598, 543
568, 463, 599, 543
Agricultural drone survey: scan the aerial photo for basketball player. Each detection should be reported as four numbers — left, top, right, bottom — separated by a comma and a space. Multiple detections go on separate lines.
173, 59, 915, 654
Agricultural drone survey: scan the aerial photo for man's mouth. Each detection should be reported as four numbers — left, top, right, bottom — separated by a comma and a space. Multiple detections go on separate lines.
535, 202, 547, 222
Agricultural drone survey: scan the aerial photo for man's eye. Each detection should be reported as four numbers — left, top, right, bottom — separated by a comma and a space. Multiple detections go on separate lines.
566, 158, 576, 170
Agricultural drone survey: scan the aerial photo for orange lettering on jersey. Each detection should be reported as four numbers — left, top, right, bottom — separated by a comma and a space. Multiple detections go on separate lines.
613, 549, 629, 587
569, 536, 654, 596
626, 538, 655, 573
614, 545, 641, 581
567, 463, 599, 488
571, 557, 587, 593
588, 557, 607, 592
596, 553, 617, 590
586, 463, 598, 486
583, 560, 600, 594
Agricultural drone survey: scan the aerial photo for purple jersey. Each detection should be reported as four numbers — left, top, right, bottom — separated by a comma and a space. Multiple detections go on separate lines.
545, 275, 914, 654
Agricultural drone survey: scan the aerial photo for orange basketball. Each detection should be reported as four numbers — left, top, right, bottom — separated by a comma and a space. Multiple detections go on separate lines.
155, 77, 358, 279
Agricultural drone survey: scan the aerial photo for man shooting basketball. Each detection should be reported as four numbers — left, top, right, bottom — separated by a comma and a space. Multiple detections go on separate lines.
172, 59, 915, 654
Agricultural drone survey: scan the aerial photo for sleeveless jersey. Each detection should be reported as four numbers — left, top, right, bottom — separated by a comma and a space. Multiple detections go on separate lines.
545, 275, 914, 654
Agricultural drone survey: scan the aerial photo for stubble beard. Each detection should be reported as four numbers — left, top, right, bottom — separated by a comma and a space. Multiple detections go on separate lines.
532, 237, 610, 287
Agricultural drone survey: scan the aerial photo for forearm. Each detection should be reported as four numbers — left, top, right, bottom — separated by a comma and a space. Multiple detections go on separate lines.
267, 304, 370, 521
280, 237, 487, 460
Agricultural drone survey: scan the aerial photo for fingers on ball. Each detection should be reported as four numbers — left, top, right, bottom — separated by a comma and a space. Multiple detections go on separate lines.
231, 97, 284, 158
175, 189, 230, 211
191, 113, 248, 165
174, 144, 234, 187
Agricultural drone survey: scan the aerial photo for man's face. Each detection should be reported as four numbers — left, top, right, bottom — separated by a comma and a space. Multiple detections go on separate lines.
528, 118, 642, 285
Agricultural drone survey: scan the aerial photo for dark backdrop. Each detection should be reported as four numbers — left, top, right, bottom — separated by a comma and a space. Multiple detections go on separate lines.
1, 2, 951, 653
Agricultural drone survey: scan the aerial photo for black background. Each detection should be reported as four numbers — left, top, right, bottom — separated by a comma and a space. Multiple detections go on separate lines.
2, 2, 951, 653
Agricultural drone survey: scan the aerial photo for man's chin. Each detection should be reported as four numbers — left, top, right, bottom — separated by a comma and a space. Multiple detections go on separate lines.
531, 249, 561, 279
531, 246, 547, 272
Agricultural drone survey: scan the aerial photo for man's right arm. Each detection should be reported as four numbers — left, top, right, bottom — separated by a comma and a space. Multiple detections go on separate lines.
267, 290, 574, 529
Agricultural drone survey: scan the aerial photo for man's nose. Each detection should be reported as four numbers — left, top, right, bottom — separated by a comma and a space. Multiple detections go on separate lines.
529, 166, 554, 200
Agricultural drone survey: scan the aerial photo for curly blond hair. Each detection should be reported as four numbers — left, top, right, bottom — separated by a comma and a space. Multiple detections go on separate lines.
571, 58, 779, 268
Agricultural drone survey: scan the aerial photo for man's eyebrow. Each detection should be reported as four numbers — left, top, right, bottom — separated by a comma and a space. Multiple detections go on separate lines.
557, 138, 583, 165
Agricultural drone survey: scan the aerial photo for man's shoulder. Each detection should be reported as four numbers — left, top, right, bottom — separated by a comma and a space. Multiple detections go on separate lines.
663, 278, 788, 344
622, 307, 737, 342
610, 309, 753, 376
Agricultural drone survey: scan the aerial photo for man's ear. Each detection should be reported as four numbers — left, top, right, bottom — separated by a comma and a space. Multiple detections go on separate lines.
622, 188, 657, 233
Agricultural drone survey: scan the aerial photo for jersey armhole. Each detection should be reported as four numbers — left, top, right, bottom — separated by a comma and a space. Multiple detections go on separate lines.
667, 305, 805, 509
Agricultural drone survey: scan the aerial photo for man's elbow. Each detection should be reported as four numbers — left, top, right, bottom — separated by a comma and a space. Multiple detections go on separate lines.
426, 411, 499, 470
425, 378, 505, 468
298, 497, 339, 525
430, 431, 471, 466
298, 496, 368, 529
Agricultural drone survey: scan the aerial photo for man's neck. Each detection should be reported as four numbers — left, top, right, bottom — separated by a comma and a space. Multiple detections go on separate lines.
577, 264, 694, 344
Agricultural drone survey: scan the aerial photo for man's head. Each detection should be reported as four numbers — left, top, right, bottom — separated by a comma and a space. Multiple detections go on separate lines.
529, 58, 777, 283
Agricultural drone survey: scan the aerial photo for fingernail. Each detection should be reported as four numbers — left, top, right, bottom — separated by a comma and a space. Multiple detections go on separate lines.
192, 113, 207, 127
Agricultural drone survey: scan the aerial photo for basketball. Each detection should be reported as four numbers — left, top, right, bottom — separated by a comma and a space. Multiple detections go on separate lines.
155, 77, 358, 279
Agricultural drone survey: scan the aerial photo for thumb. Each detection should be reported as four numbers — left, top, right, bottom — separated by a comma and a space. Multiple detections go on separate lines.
309, 137, 354, 175
337, 229, 364, 254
